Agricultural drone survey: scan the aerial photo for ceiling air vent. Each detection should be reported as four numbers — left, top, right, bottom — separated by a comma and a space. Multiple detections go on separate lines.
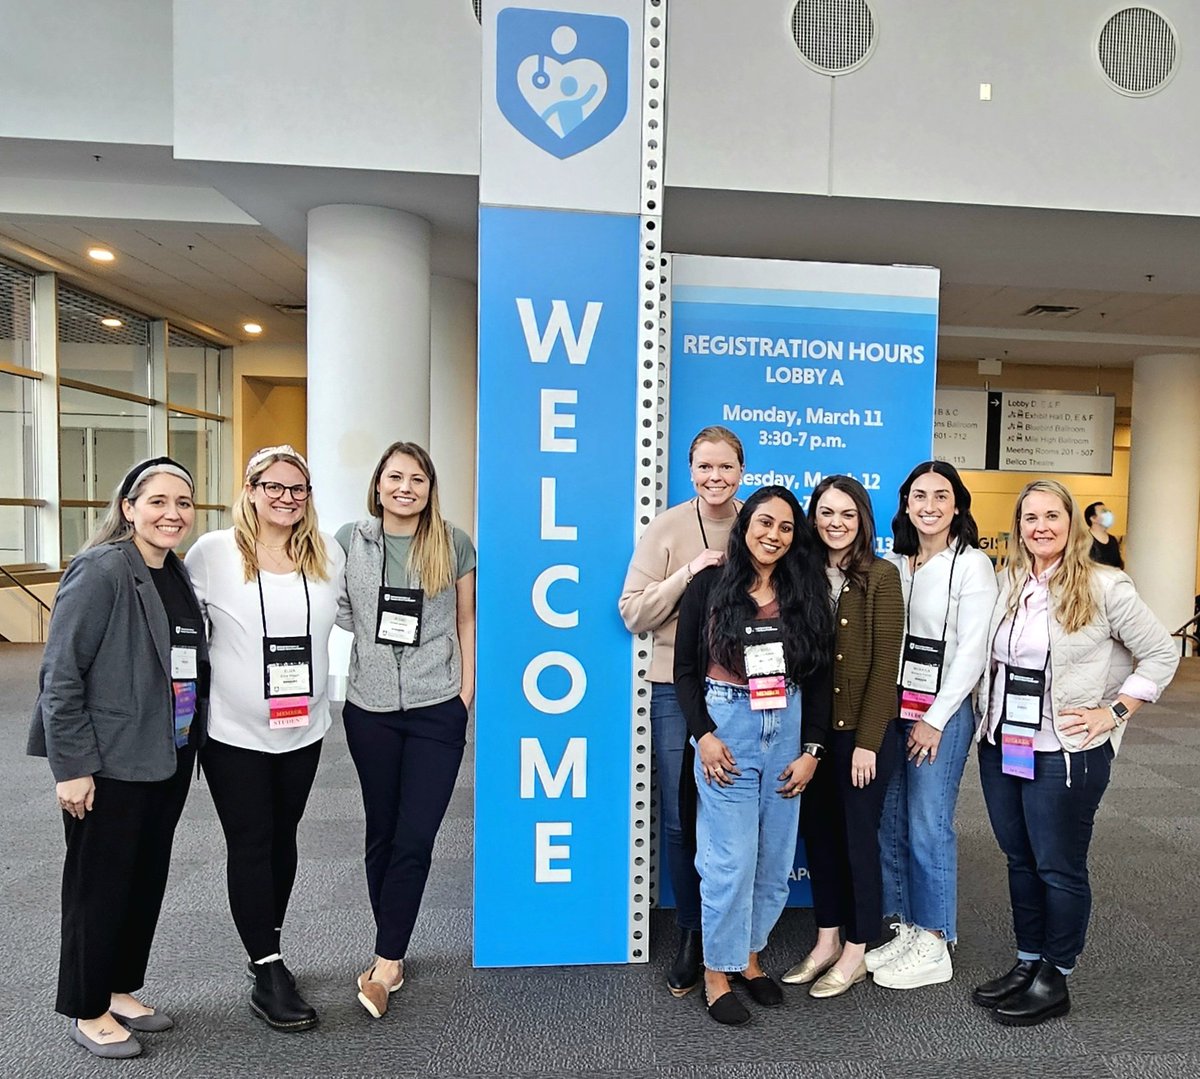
273, 303, 307, 317
1021, 304, 1081, 319
472, 0, 481, 24
791, 0, 877, 76
1097, 7, 1178, 96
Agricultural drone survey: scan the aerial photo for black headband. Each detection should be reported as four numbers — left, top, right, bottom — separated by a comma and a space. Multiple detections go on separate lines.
119, 456, 195, 502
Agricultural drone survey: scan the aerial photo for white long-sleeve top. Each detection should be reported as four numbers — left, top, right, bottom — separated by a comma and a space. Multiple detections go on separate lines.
886, 544, 998, 731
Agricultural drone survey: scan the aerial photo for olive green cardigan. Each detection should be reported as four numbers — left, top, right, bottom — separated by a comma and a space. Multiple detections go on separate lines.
830, 558, 904, 752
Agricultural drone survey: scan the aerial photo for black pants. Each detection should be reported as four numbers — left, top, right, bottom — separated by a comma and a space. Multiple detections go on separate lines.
343, 697, 467, 959
801, 728, 899, 944
200, 737, 322, 960
57, 749, 194, 1019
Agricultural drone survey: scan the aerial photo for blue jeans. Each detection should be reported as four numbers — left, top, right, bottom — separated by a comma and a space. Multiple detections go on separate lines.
693, 681, 801, 972
651, 683, 701, 931
978, 738, 1112, 970
878, 697, 973, 941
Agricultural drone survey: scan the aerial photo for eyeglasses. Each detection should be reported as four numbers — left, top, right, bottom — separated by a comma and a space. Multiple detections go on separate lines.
254, 481, 311, 501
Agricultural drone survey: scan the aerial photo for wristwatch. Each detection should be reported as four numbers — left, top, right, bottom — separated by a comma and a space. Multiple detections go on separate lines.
801, 742, 825, 760
1109, 701, 1130, 727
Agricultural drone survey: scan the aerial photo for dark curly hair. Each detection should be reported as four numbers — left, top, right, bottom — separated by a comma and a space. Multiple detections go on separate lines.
706, 486, 832, 681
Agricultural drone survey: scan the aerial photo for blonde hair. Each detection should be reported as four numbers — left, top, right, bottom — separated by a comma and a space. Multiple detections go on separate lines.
367, 441, 454, 596
1002, 478, 1097, 633
233, 448, 330, 582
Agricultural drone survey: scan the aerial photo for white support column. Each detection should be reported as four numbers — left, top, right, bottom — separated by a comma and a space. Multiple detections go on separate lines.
429, 274, 478, 537
1126, 353, 1200, 638
306, 205, 432, 533
31, 273, 60, 568
307, 205, 432, 698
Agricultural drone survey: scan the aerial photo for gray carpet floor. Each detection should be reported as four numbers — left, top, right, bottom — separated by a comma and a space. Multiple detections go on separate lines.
1, 641, 1198, 1078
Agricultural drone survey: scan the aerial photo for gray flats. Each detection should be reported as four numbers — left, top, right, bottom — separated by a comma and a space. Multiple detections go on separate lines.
114, 1008, 174, 1032
71, 1019, 143, 1059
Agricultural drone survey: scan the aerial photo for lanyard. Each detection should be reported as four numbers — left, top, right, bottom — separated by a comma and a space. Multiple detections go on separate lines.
695, 498, 740, 550
904, 545, 960, 644
255, 568, 311, 640
1005, 583, 1052, 674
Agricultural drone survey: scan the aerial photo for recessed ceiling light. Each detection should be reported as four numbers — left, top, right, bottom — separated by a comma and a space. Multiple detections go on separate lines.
88, 247, 115, 262
100, 317, 123, 328
242, 322, 263, 335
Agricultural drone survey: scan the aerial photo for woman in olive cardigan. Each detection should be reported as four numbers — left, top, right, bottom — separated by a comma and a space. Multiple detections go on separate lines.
783, 476, 904, 998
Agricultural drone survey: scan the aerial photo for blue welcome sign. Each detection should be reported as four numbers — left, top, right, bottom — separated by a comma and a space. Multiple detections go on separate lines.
496, 7, 629, 160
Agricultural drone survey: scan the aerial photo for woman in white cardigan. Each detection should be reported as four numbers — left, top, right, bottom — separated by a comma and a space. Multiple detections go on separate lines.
971, 478, 1177, 1027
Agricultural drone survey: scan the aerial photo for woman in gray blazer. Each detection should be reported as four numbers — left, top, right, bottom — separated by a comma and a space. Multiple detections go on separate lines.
28, 457, 209, 1060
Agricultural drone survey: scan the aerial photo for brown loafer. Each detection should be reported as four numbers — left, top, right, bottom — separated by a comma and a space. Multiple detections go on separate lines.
356, 964, 404, 1019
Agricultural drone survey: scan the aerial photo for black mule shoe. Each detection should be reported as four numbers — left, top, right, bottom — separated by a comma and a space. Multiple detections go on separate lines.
993, 960, 1070, 1026
732, 971, 784, 1007
972, 959, 1040, 1008
667, 929, 703, 998
705, 987, 751, 1026
250, 958, 318, 1031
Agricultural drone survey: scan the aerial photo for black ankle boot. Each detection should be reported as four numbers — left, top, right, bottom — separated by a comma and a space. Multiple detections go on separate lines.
667, 929, 702, 997
993, 960, 1070, 1026
250, 959, 318, 1031
972, 959, 1039, 1008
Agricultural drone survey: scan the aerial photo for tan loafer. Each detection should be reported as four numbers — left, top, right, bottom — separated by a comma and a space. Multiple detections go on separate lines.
356, 963, 404, 1019
781, 950, 841, 986
809, 960, 867, 999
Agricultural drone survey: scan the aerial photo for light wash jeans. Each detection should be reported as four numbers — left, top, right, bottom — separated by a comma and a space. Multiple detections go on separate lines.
651, 683, 702, 931
693, 680, 801, 972
878, 697, 974, 942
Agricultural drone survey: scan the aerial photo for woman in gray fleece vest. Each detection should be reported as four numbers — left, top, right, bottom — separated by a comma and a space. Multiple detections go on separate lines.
335, 441, 476, 1019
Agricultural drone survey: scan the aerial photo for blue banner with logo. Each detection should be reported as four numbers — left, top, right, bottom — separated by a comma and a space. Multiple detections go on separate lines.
474, 206, 641, 966
667, 256, 939, 906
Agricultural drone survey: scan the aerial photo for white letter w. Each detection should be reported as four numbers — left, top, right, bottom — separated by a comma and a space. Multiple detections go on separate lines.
516, 298, 603, 365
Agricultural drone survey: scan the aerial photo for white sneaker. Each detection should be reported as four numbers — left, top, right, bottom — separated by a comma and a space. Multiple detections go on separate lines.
872, 928, 953, 989
864, 922, 916, 973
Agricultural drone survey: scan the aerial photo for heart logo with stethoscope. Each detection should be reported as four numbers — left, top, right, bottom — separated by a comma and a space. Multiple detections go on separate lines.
496, 8, 629, 161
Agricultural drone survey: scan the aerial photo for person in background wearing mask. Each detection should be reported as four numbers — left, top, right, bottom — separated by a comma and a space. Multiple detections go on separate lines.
619, 425, 745, 999
1083, 502, 1123, 569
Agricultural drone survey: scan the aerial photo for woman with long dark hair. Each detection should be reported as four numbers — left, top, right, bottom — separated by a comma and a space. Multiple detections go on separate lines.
29, 457, 208, 1058
674, 486, 832, 1025
336, 441, 476, 1019
783, 475, 903, 998
869, 461, 997, 990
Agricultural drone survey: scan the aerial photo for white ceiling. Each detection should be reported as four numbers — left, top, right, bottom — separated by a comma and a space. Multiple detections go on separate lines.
4, 140, 1200, 364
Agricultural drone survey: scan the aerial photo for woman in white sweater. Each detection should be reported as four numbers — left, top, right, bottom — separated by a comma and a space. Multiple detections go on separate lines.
971, 479, 1177, 1026
869, 461, 997, 990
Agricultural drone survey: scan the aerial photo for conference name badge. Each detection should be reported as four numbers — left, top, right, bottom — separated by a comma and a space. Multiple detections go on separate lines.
744, 618, 788, 712
262, 634, 314, 729
899, 634, 945, 722
1001, 664, 1046, 779
375, 586, 423, 646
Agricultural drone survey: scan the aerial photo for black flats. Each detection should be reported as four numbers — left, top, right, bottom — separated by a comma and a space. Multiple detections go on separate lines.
250, 958, 318, 1031
732, 971, 784, 1007
667, 929, 703, 998
705, 988, 751, 1026
973, 959, 1070, 1026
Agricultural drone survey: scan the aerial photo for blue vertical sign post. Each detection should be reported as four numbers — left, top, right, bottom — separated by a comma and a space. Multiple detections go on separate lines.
667, 254, 939, 905
475, 1, 654, 966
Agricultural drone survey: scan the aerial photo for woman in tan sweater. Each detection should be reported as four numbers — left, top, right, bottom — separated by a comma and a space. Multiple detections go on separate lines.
618, 425, 743, 998
783, 475, 904, 998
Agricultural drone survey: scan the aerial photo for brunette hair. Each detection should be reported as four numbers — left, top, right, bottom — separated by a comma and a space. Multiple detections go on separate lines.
807, 474, 878, 591
890, 461, 980, 556
706, 486, 831, 680
84, 458, 195, 551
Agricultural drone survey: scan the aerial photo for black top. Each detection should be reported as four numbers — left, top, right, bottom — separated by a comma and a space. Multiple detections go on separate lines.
1089, 534, 1124, 570
150, 562, 200, 627
672, 566, 832, 747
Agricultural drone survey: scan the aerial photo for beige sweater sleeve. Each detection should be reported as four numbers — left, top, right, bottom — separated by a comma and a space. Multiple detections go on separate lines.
618, 512, 693, 634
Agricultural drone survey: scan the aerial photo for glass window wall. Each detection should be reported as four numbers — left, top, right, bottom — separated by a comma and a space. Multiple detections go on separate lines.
57, 284, 151, 397
168, 328, 223, 414
0, 260, 33, 370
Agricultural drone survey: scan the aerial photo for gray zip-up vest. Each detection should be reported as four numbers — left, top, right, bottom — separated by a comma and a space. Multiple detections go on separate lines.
343, 518, 462, 712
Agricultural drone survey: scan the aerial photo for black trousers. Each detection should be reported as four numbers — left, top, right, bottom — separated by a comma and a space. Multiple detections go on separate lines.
801, 728, 899, 944
200, 737, 322, 960
342, 697, 467, 959
57, 749, 194, 1019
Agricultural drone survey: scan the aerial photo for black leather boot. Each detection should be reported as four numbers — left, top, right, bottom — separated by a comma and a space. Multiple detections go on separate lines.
667, 929, 703, 997
250, 958, 318, 1031
993, 959, 1070, 1026
972, 959, 1039, 1008
246, 958, 296, 988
